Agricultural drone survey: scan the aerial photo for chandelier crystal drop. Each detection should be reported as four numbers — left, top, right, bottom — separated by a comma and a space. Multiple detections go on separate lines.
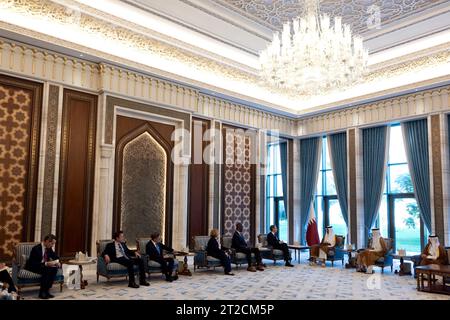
259, 0, 369, 97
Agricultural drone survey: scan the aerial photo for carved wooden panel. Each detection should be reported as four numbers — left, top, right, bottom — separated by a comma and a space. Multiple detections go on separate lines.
114, 116, 174, 246
431, 115, 444, 240
188, 118, 209, 249
221, 125, 256, 244
57, 89, 97, 257
0, 75, 42, 260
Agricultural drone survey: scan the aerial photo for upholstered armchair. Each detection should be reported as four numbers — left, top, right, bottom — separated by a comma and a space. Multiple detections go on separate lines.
357, 237, 394, 273
135, 238, 178, 277
96, 240, 139, 282
193, 236, 223, 271
257, 234, 290, 264
11, 242, 64, 294
221, 236, 256, 268
324, 235, 346, 267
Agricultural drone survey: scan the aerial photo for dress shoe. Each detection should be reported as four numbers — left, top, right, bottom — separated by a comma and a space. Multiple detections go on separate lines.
225, 272, 235, 276
256, 265, 265, 271
38, 291, 49, 299
47, 292, 55, 298
139, 280, 150, 286
247, 266, 257, 272
165, 275, 173, 282
172, 275, 179, 281
128, 282, 140, 288
285, 262, 294, 267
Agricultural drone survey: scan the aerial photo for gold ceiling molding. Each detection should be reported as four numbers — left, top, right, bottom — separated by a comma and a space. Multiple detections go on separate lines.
2, 0, 259, 79
297, 85, 450, 136
366, 49, 450, 82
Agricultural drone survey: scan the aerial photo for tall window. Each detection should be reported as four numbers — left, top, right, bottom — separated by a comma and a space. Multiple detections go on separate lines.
266, 142, 287, 241
314, 137, 347, 240
377, 124, 427, 254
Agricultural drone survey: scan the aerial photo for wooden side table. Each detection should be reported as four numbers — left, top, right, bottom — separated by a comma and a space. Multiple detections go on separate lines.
66, 259, 96, 289
416, 265, 450, 295
173, 252, 195, 276
344, 249, 357, 269
288, 245, 309, 263
391, 254, 413, 276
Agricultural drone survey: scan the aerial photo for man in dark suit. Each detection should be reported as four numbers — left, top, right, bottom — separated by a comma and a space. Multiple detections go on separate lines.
232, 223, 264, 272
25, 234, 60, 299
146, 232, 178, 282
102, 231, 149, 288
267, 225, 293, 267
0, 262, 17, 294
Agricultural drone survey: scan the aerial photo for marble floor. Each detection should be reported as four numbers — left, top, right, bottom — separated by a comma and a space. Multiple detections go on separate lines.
17, 255, 450, 300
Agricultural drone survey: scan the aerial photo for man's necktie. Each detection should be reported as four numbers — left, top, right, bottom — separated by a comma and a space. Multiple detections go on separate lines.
155, 243, 161, 255
44, 249, 48, 262
119, 243, 129, 259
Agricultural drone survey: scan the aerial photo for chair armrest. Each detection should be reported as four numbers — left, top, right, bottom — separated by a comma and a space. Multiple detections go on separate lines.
11, 261, 19, 284
383, 250, 394, 265
194, 250, 207, 266
97, 256, 108, 275
140, 254, 149, 273
334, 247, 346, 259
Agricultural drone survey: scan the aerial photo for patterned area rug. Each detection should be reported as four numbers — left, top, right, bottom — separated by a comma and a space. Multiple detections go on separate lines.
19, 257, 450, 300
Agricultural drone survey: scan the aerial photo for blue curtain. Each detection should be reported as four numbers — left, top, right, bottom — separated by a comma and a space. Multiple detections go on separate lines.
300, 137, 322, 244
279, 142, 288, 213
402, 119, 431, 233
328, 132, 349, 232
363, 126, 388, 243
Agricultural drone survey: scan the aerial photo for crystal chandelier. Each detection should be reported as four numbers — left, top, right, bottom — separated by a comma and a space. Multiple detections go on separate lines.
259, 0, 369, 96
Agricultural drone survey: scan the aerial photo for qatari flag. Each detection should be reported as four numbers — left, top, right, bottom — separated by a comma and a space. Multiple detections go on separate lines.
306, 208, 320, 246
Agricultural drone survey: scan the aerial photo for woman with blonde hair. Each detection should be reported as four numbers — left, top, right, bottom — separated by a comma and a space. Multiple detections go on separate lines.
206, 229, 234, 276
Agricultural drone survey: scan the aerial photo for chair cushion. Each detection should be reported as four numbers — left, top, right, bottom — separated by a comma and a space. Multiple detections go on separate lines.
206, 256, 221, 263
273, 249, 284, 256
148, 260, 179, 268
376, 257, 385, 263
18, 268, 64, 282
235, 252, 255, 259
18, 269, 41, 280
106, 263, 128, 271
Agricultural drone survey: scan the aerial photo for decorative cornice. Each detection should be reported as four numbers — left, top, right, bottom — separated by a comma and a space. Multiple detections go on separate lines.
0, 36, 296, 136
297, 86, 450, 136
0, 0, 449, 116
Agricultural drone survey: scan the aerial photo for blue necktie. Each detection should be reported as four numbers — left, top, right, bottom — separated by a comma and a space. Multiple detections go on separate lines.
155, 243, 161, 255
119, 243, 129, 259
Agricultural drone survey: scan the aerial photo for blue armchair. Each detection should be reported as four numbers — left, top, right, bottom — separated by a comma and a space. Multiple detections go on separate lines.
135, 238, 178, 277
12, 242, 64, 294
357, 237, 394, 273
193, 236, 223, 271
257, 234, 291, 264
322, 235, 346, 267
96, 240, 138, 283
221, 236, 256, 268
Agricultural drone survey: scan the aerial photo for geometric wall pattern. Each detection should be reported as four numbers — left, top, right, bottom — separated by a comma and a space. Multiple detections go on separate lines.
222, 127, 253, 242
0, 84, 32, 258
213, 0, 447, 34
120, 132, 167, 244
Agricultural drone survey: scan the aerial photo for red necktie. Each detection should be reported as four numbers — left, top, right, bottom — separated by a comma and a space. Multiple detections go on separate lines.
44, 249, 48, 262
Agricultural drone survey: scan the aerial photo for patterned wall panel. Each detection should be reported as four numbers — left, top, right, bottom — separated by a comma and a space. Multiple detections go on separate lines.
222, 126, 255, 243
120, 132, 167, 243
431, 115, 445, 241
40, 85, 59, 238
114, 116, 175, 246
0, 75, 42, 259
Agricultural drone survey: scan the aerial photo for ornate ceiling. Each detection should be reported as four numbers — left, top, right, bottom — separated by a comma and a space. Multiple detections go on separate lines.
212, 0, 449, 35
0, 0, 449, 115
